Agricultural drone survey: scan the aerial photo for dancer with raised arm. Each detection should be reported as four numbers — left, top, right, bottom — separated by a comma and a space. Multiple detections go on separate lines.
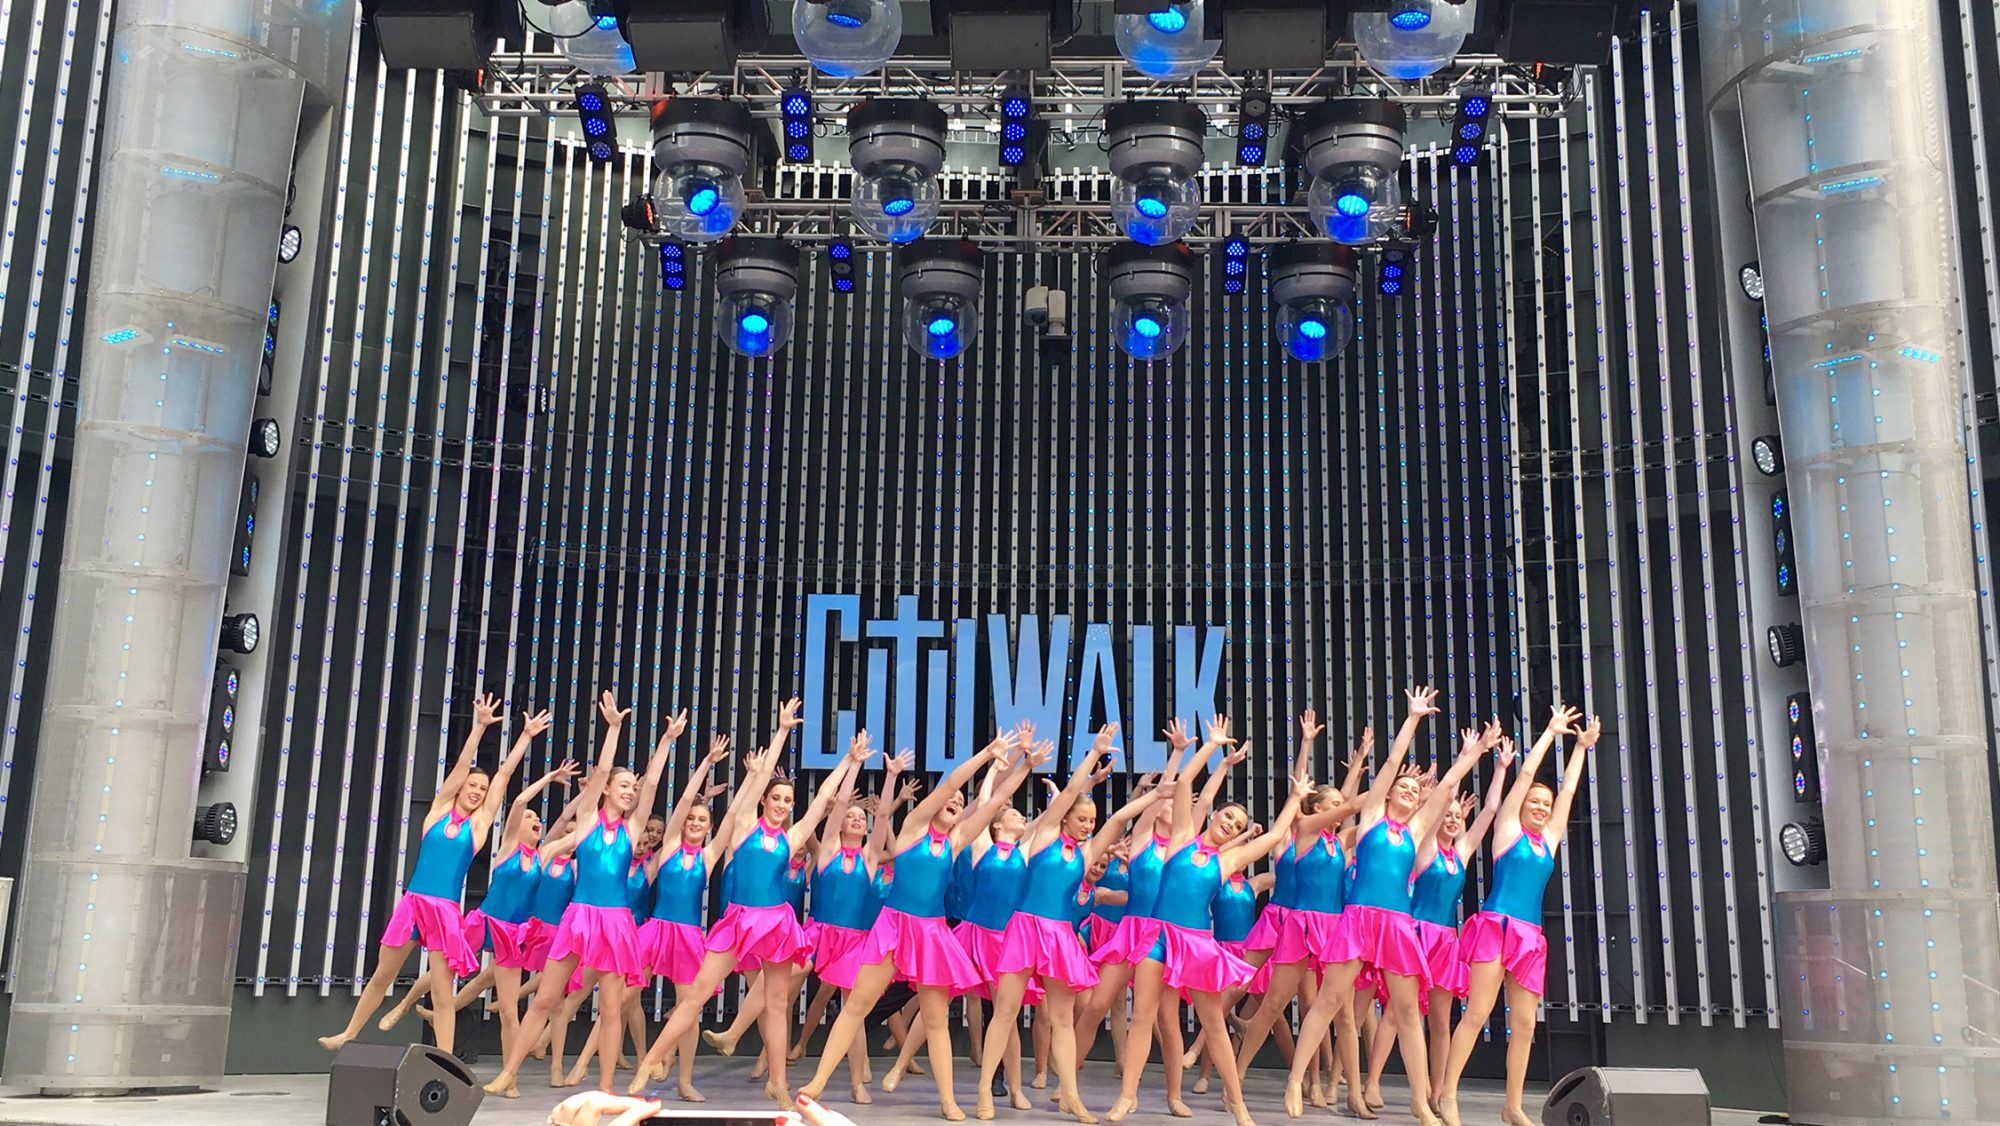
1106, 716, 1308, 1126
321, 694, 547, 1056
978, 724, 1160, 1123
482, 693, 686, 1098
1276, 689, 1492, 1126
1436, 710, 1597, 1126
1359, 738, 1514, 1109
794, 730, 1045, 1120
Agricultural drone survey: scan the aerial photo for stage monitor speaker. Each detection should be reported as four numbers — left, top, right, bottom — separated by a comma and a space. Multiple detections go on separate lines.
326, 1042, 484, 1126
1542, 1066, 1710, 1126
364, 0, 497, 71
1499, 0, 1623, 65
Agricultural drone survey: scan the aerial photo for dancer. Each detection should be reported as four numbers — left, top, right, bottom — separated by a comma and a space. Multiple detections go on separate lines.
787, 774, 895, 1103
321, 695, 549, 1055
1106, 716, 1308, 1126
483, 693, 687, 1098
1360, 742, 1513, 1108
626, 703, 868, 1104
1279, 689, 1492, 1126
793, 729, 1046, 1120
1183, 850, 1267, 1094
1437, 710, 1597, 1126
978, 725, 1160, 1123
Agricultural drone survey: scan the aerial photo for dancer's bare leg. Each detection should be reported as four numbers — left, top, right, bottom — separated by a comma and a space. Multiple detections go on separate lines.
884, 1011, 928, 1092
486, 954, 584, 1099
798, 957, 896, 1102
626, 949, 744, 1095
1190, 991, 1254, 1126
1499, 977, 1539, 1126
550, 979, 594, 1088
380, 974, 435, 1031
321, 941, 417, 1050
1437, 959, 1504, 1126
493, 967, 524, 1061
1156, 992, 1189, 1117
1032, 1003, 1052, 1089
1278, 960, 1362, 1120
916, 984, 967, 1121
426, 953, 460, 1056
975, 975, 1030, 1120
708, 970, 765, 1056
1074, 960, 1136, 1064
671, 982, 706, 1102
795, 979, 840, 1061
757, 963, 801, 1104
845, 1018, 873, 1104
1103, 960, 1164, 1122
1231, 959, 1307, 1076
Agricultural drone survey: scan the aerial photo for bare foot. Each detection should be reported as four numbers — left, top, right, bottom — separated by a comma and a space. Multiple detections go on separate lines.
940, 1099, 967, 1122
1012, 1087, 1033, 1111
482, 1074, 520, 1099
1225, 1100, 1255, 1126
852, 1085, 874, 1106
975, 1091, 996, 1120
1105, 1096, 1137, 1122
1167, 1098, 1193, 1118
679, 1083, 706, 1103
317, 1034, 352, 1053
1437, 1095, 1462, 1126
703, 1030, 737, 1057
1193, 1075, 1210, 1095
1032, 1072, 1049, 1090
1281, 1082, 1302, 1120
1364, 1087, 1384, 1111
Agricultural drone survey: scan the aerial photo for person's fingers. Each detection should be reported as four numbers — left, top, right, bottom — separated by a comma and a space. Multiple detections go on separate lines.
604, 1098, 664, 1126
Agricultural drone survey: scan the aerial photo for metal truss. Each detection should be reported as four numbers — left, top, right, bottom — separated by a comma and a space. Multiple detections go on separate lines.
701, 193, 1325, 248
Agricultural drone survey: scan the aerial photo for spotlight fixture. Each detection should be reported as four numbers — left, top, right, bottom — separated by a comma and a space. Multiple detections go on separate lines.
1353, 0, 1475, 81
794, 0, 902, 77
781, 85, 816, 163
260, 300, 280, 396
998, 84, 1046, 169
659, 238, 688, 291
1739, 260, 1764, 301
651, 97, 755, 244
1297, 99, 1407, 246
232, 475, 259, 578
221, 612, 261, 655
1779, 817, 1825, 866
194, 801, 239, 846
1114, 0, 1218, 80
897, 239, 985, 360
1450, 85, 1491, 165
1219, 234, 1250, 296
1752, 434, 1784, 476
575, 83, 617, 163
206, 663, 240, 773
848, 99, 949, 244
1270, 241, 1358, 363
277, 224, 303, 263
827, 238, 856, 294
250, 417, 282, 459
1237, 84, 1272, 167
714, 236, 800, 358
1106, 101, 1207, 247
1785, 690, 1820, 804
1107, 240, 1196, 361
1397, 200, 1440, 240
1772, 490, 1796, 597
1378, 246, 1409, 297
1766, 622, 1804, 668
620, 196, 659, 233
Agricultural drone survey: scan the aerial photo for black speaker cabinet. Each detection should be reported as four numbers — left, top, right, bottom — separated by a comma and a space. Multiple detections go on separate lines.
326, 1042, 484, 1126
1542, 1066, 1711, 1126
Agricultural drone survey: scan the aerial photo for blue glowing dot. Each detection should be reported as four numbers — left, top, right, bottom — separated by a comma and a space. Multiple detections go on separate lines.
664, 274, 685, 290
596, 13, 618, 28
1297, 318, 1328, 341
1335, 192, 1369, 217
1381, 278, 1403, 295
927, 315, 957, 337
829, 242, 851, 260
583, 117, 610, 137
739, 312, 771, 334
1003, 121, 1028, 142
1223, 279, 1243, 294
827, 10, 864, 26
1382, 262, 1404, 279
1001, 145, 1026, 164
589, 141, 614, 161
1459, 122, 1484, 140
787, 119, 811, 140
1135, 194, 1170, 219
687, 185, 720, 215
783, 93, 812, 117
1463, 96, 1489, 118
832, 276, 855, 293
1224, 259, 1245, 277
1133, 315, 1163, 339
1003, 97, 1030, 118
1147, 6, 1187, 33
1453, 144, 1480, 164
1242, 121, 1265, 141
1238, 144, 1264, 164
1773, 495, 1787, 517
577, 91, 605, 112
661, 242, 683, 260
1390, 8, 1431, 30
787, 143, 811, 161
883, 196, 916, 216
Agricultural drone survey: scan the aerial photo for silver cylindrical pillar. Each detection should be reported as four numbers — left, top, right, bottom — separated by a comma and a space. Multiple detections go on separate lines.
3, 0, 344, 1092
1700, 2, 2000, 1121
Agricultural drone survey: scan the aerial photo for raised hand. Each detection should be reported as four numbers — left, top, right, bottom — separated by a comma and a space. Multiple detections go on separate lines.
1163, 717, 1193, 751
1041, 777, 1062, 801
1578, 714, 1603, 749
847, 729, 874, 762
704, 733, 732, 766
1091, 722, 1120, 757
521, 707, 555, 740
473, 692, 504, 728
1024, 739, 1056, 771
1224, 739, 1253, 768
1356, 726, 1375, 754
1133, 770, 1163, 796
550, 759, 582, 788
701, 782, 729, 801
894, 775, 921, 807
983, 728, 1018, 759
1298, 708, 1325, 744
1288, 756, 1313, 798
1203, 713, 1237, 748
1087, 760, 1116, 787
1459, 726, 1483, 755
1548, 703, 1583, 736
886, 749, 914, 777
661, 707, 691, 742
775, 696, 804, 732
1406, 686, 1441, 719
598, 690, 632, 728
1497, 736, 1519, 769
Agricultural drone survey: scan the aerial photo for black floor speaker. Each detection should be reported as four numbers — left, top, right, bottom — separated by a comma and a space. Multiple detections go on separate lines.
1542, 1066, 1711, 1126
326, 1042, 484, 1126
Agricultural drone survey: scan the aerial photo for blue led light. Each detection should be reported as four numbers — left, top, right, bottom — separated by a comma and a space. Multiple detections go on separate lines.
832, 276, 855, 293
1459, 122, 1484, 141
226, 671, 240, 694
787, 119, 811, 140
1453, 144, 1480, 165
687, 184, 720, 215
1463, 95, 1489, 118
1380, 277, 1403, 295
883, 196, 916, 216
1382, 262, 1404, 279
788, 143, 811, 161
577, 90, 605, 112
739, 311, 771, 334
1003, 121, 1028, 142
829, 242, 851, 260
1147, 6, 1187, 33
1003, 96, 1030, 118
1242, 121, 1265, 141
661, 242, 683, 260
1789, 699, 1801, 723
664, 274, 686, 290
827, 9, 864, 26
1390, 8, 1430, 29
1773, 494, 1787, 518
596, 13, 618, 28
1223, 279, 1243, 294
1778, 564, 1793, 588
589, 140, 614, 161
102, 328, 140, 345
584, 117, 611, 138
1132, 315, 1163, 339
1238, 143, 1264, 165
926, 314, 958, 337
1135, 194, 1170, 219
1297, 317, 1328, 340
1334, 191, 1369, 217
783, 92, 812, 117
1820, 175, 1881, 194
1224, 259, 1245, 277
1001, 145, 1026, 164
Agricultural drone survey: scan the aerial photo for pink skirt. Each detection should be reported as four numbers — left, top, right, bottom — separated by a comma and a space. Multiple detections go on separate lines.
466, 911, 532, 970
994, 913, 1098, 995
1344, 904, 1426, 981
1089, 914, 1165, 968
640, 917, 710, 984
518, 917, 558, 967
1279, 906, 1355, 968
1086, 914, 1121, 952
706, 902, 811, 972
1459, 911, 1547, 997
382, 892, 479, 977
1242, 904, 1291, 953
953, 921, 1017, 1001
806, 921, 871, 989
1416, 919, 1468, 999
549, 902, 645, 976
830, 907, 984, 994
1156, 922, 1256, 995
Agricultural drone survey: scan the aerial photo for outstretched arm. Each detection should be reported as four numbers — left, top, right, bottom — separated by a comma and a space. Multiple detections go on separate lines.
627, 707, 689, 836
1027, 724, 1119, 854
1492, 703, 1581, 854
701, 745, 770, 871
1082, 786, 1163, 867
1454, 738, 1516, 862
427, 692, 503, 829
544, 691, 631, 860
864, 750, 914, 866
895, 732, 1014, 852
663, 734, 730, 848
790, 732, 873, 852
1339, 727, 1374, 802
955, 739, 1052, 848
1220, 759, 1310, 876
1171, 714, 1235, 845
1545, 715, 1600, 848
1192, 734, 1250, 828
1410, 722, 1496, 842
721, 698, 803, 854
478, 708, 555, 840
1361, 687, 1440, 827
500, 751, 575, 852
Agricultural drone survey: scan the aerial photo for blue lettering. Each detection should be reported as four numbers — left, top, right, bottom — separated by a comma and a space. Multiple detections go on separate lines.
801, 593, 862, 767
1070, 623, 1123, 765
989, 613, 1070, 741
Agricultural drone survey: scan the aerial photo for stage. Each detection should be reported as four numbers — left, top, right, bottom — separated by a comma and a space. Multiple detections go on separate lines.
0, 1059, 1768, 1126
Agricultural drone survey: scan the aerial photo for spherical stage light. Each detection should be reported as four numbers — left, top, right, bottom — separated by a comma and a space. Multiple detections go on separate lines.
1106, 102, 1206, 246
1353, 0, 1474, 81
849, 99, 949, 244
897, 239, 985, 360
651, 98, 756, 244
1107, 241, 1196, 361
714, 237, 801, 358
1269, 241, 1358, 363
1115, 0, 1219, 80
1296, 99, 1408, 247
794, 0, 902, 77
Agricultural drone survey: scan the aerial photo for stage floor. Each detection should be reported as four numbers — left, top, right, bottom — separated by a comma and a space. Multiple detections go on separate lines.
0, 1059, 1768, 1126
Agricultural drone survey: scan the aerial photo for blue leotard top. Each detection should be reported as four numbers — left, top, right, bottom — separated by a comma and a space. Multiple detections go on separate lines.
1291, 831, 1347, 914
408, 811, 479, 899
1213, 872, 1259, 943
810, 846, 876, 931
882, 829, 957, 918
627, 857, 655, 922
1270, 838, 1300, 909
728, 819, 795, 909
1481, 832, 1557, 924
783, 855, 812, 916
945, 846, 975, 920
1124, 832, 1174, 919
529, 856, 578, 924
1153, 839, 1225, 931
1018, 837, 1089, 922
1093, 858, 1130, 924
870, 866, 894, 925
481, 843, 542, 924
1346, 818, 1418, 913
960, 839, 1030, 930
574, 813, 637, 908
1071, 879, 1097, 939
1410, 849, 1469, 928
651, 843, 710, 927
